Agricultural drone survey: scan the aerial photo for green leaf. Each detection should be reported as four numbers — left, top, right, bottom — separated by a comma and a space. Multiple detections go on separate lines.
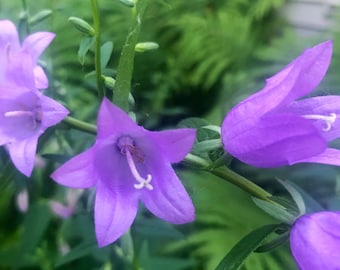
28, 9, 53, 26
177, 117, 209, 129
276, 178, 306, 215
54, 241, 99, 267
100, 41, 114, 69
283, 180, 324, 214
252, 197, 296, 223
255, 231, 290, 253
215, 224, 280, 270
194, 139, 222, 152
78, 36, 95, 65
15, 202, 51, 267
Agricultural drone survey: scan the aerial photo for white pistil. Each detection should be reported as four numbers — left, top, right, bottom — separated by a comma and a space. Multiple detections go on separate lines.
302, 113, 337, 131
125, 149, 153, 191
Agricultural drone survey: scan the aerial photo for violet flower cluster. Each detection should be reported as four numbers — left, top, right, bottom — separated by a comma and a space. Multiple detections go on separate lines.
222, 40, 340, 168
0, 20, 69, 176
51, 98, 196, 247
290, 211, 340, 269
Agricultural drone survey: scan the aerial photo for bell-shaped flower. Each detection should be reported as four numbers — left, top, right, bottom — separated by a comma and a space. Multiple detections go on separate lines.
0, 20, 55, 89
51, 98, 196, 247
222, 40, 340, 167
0, 50, 69, 176
290, 211, 340, 269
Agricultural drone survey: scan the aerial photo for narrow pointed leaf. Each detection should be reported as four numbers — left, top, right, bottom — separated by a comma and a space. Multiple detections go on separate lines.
215, 224, 280, 270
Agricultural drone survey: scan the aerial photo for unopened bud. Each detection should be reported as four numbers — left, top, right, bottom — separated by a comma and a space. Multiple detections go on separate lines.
68, 17, 95, 36
119, 0, 135, 8
29, 10, 53, 26
102, 76, 116, 91
135, 42, 159, 52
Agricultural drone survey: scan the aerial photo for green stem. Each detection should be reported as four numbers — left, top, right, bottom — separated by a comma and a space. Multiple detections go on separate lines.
91, 0, 105, 99
63, 116, 97, 135
184, 154, 272, 202
62, 116, 272, 202
20, 0, 31, 35
113, 0, 147, 111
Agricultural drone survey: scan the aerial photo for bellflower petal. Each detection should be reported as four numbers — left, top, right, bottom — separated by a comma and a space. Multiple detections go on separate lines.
222, 40, 340, 168
298, 148, 340, 167
52, 98, 196, 247
141, 161, 195, 223
33, 66, 49, 89
0, 20, 20, 50
40, 95, 69, 127
7, 135, 39, 177
0, 20, 54, 89
97, 98, 141, 140
51, 148, 97, 188
22, 32, 55, 63
227, 113, 326, 167
290, 211, 340, 269
148, 129, 196, 163
6, 51, 36, 89
95, 182, 138, 247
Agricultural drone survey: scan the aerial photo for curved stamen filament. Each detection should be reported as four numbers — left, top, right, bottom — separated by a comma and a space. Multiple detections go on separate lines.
125, 149, 153, 190
302, 113, 337, 131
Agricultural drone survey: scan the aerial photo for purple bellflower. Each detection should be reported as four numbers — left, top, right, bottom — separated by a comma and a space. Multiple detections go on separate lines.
0, 46, 69, 176
51, 98, 196, 247
290, 211, 340, 269
222, 40, 340, 168
0, 20, 55, 89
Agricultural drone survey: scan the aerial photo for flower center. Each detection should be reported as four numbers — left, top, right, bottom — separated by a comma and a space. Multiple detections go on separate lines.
4, 109, 42, 130
302, 113, 337, 131
117, 136, 153, 191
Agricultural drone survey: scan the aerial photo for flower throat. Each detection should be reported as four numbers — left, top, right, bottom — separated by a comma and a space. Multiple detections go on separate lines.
117, 136, 153, 190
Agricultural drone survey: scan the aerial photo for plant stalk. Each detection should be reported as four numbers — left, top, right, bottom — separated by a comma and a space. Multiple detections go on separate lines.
113, 0, 147, 111
91, 0, 105, 99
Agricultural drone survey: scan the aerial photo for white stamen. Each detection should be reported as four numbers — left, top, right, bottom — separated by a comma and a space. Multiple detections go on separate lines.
4, 110, 41, 130
4, 110, 35, 118
125, 149, 153, 191
302, 113, 337, 131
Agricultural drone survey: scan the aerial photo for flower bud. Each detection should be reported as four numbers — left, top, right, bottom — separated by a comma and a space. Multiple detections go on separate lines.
102, 76, 116, 91
119, 0, 135, 8
135, 42, 159, 52
68, 17, 95, 36
28, 10, 53, 26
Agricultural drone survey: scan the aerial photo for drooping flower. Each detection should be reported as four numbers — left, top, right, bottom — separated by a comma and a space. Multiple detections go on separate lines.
0, 20, 55, 89
290, 211, 340, 269
51, 98, 196, 247
222, 40, 340, 167
0, 49, 69, 176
